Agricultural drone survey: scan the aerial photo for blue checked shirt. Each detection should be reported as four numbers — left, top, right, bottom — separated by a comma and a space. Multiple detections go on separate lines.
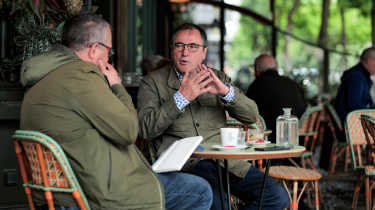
173, 69, 235, 110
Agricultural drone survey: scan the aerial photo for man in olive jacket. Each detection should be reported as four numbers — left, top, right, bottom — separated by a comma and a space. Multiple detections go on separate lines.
20, 15, 212, 210
137, 23, 289, 210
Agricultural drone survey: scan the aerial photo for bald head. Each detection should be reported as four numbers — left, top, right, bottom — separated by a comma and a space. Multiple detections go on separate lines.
360, 47, 375, 75
254, 54, 278, 77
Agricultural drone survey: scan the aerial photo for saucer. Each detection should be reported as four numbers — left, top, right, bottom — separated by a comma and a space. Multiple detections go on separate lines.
212, 144, 249, 151
246, 140, 271, 147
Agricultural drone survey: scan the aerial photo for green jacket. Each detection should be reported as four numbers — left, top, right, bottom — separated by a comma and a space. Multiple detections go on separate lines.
20, 45, 164, 210
137, 65, 259, 178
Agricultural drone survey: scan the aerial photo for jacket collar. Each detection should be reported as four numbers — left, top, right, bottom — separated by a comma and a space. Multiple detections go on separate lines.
167, 66, 181, 90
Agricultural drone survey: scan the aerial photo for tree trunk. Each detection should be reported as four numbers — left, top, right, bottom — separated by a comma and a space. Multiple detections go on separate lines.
318, 0, 331, 93
318, 0, 330, 47
284, 0, 300, 70
340, 7, 347, 68
372, 0, 375, 45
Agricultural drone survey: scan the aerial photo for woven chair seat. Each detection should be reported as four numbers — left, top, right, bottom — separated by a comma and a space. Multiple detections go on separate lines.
269, 166, 322, 181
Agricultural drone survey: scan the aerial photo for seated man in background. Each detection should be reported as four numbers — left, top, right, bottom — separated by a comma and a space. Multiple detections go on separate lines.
246, 54, 307, 143
20, 14, 212, 210
140, 55, 170, 76
137, 23, 289, 210
335, 47, 375, 125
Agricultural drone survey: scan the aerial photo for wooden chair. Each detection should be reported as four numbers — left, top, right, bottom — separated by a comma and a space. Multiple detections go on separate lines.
323, 102, 351, 175
269, 166, 322, 210
268, 106, 324, 209
345, 110, 375, 210
12, 130, 90, 210
288, 105, 323, 170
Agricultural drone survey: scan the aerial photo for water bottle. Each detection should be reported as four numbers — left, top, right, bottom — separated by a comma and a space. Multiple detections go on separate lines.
276, 108, 299, 147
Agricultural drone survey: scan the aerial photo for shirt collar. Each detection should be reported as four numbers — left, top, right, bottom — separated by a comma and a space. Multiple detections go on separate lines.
174, 66, 183, 82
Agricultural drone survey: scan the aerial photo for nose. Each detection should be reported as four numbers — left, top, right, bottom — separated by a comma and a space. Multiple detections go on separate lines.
181, 46, 189, 56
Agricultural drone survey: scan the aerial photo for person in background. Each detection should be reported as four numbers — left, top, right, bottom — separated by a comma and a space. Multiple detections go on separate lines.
20, 14, 212, 210
137, 23, 289, 210
246, 53, 306, 143
335, 47, 375, 125
140, 55, 170, 76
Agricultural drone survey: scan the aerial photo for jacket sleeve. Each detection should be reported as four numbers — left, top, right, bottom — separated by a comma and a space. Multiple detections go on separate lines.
137, 75, 182, 140
218, 70, 259, 124
73, 72, 139, 147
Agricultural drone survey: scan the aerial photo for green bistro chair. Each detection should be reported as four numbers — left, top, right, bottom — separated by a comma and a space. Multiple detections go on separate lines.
324, 102, 352, 175
12, 130, 90, 210
288, 105, 323, 170
345, 110, 375, 210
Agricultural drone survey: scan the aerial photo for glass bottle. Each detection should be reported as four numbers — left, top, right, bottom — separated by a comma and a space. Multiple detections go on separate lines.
276, 108, 299, 147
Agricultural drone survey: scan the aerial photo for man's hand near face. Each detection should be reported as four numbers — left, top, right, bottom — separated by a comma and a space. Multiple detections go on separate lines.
98, 60, 122, 86
179, 66, 213, 101
204, 65, 229, 96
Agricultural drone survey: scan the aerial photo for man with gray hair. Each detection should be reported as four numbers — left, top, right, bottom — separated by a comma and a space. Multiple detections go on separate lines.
335, 47, 375, 124
246, 53, 306, 143
20, 14, 212, 210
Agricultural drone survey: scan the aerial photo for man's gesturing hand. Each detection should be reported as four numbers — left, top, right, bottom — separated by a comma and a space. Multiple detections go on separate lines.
179, 67, 213, 101
204, 66, 229, 96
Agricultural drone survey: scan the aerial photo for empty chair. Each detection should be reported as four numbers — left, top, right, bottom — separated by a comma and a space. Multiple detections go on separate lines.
288, 105, 323, 169
346, 110, 375, 210
12, 130, 90, 210
323, 102, 351, 175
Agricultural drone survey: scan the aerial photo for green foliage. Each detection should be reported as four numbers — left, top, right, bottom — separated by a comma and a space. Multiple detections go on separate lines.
228, 0, 372, 99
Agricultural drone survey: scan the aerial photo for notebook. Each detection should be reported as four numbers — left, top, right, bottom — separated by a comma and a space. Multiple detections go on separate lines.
152, 136, 203, 173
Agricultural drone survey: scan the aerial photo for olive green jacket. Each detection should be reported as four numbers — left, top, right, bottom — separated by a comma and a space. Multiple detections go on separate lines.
137, 65, 259, 178
20, 45, 164, 210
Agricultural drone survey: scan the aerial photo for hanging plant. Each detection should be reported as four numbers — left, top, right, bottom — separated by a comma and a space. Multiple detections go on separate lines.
0, 0, 93, 83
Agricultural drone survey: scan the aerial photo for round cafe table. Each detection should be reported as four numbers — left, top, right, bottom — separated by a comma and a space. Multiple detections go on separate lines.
192, 144, 305, 210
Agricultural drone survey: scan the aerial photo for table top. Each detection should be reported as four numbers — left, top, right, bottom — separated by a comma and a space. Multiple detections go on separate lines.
192, 144, 305, 160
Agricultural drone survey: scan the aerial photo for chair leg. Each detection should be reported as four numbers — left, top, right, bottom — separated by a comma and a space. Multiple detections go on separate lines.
328, 142, 337, 175
290, 181, 298, 210
45, 191, 55, 210
314, 181, 320, 210
345, 146, 350, 172
353, 174, 363, 210
25, 187, 36, 210
366, 176, 371, 210
73, 189, 88, 210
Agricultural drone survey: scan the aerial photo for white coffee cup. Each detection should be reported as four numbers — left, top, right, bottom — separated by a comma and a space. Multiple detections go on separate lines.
220, 128, 240, 147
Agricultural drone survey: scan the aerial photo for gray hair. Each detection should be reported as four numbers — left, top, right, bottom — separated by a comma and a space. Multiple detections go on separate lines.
254, 53, 278, 75
62, 14, 109, 51
360, 47, 375, 62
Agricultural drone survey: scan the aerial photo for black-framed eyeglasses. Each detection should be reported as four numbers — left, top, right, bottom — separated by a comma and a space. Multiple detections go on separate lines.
173, 42, 206, 53
97, 42, 115, 57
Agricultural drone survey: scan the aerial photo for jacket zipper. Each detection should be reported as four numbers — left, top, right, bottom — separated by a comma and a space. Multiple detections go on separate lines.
107, 147, 112, 191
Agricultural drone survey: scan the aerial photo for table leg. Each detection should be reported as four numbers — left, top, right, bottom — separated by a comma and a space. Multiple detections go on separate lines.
224, 160, 231, 210
258, 159, 271, 210
216, 160, 226, 210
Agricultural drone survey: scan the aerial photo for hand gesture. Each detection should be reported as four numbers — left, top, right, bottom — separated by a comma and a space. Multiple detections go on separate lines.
203, 65, 229, 96
98, 60, 122, 86
179, 66, 213, 101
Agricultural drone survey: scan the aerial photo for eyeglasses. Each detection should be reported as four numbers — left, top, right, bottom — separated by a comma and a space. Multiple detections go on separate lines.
173, 42, 205, 53
97, 42, 115, 57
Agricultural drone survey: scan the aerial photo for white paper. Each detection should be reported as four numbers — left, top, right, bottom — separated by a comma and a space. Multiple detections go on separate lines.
152, 136, 203, 173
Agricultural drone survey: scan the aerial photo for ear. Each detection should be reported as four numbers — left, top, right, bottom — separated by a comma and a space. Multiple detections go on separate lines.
202, 46, 208, 60
88, 43, 98, 60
